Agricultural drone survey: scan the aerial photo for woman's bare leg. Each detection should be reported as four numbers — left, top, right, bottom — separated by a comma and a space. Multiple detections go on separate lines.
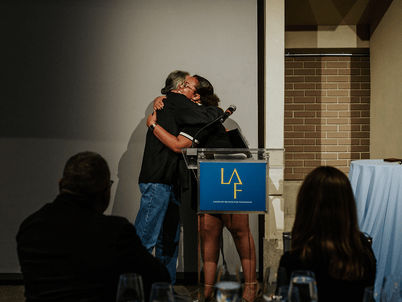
199, 214, 224, 298
222, 214, 257, 302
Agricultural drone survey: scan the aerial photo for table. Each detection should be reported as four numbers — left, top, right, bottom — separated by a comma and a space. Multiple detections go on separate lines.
349, 159, 402, 300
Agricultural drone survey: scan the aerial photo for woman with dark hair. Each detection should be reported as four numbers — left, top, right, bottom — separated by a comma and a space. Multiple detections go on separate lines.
149, 76, 259, 302
278, 166, 376, 302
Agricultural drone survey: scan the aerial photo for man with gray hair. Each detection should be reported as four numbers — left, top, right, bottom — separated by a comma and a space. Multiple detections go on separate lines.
135, 71, 222, 285
17, 151, 170, 302
160, 70, 190, 95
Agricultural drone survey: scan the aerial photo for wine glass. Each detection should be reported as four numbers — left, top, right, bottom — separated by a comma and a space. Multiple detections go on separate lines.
116, 273, 145, 302
288, 270, 318, 302
149, 282, 174, 302
215, 265, 241, 302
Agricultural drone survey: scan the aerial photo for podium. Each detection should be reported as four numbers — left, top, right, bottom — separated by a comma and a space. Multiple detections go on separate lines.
181, 148, 284, 299
182, 148, 283, 214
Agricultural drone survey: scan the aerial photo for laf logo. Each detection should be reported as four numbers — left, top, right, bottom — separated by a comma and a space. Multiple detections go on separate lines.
199, 161, 266, 212
221, 168, 242, 199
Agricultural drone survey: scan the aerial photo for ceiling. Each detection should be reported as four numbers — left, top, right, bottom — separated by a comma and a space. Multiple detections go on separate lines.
285, 0, 393, 36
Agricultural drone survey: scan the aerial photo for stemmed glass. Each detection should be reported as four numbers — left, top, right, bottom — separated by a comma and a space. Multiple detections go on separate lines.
149, 282, 175, 302
288, 270, 318, 302
215, 265, 242, 302
116, 273, 145, 302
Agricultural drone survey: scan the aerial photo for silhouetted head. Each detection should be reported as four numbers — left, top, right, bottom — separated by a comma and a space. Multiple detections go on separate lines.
59, 151, 111, 212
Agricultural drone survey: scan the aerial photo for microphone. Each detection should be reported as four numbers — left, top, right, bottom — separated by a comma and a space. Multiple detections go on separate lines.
219, 105, 236, 123
190, 105, 237, 148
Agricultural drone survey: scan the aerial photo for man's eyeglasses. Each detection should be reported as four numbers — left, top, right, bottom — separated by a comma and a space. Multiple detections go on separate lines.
182, 82, 196, 92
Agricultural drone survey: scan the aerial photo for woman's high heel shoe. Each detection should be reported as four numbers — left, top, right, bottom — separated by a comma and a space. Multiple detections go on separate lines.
241, 282, 261, 302
205, 284, 215, 301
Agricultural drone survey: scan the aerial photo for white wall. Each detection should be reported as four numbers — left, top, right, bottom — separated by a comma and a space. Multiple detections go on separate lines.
1, 0, 257, 274
264, 0, 285, 244
286, 25, 370, 49
370, 0, 402, 158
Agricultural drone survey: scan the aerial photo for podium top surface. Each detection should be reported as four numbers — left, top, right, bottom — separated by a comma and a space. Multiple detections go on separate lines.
181, 148, 285, 169
183, 147, 284, 155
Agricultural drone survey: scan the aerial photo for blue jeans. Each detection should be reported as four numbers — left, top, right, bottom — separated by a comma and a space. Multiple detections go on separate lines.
134, 183, 180, 285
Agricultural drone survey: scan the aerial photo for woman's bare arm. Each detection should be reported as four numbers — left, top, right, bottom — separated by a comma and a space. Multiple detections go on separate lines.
146, 111, 192, 153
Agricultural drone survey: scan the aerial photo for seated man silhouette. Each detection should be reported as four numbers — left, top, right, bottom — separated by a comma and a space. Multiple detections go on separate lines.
17, 151, 170, 302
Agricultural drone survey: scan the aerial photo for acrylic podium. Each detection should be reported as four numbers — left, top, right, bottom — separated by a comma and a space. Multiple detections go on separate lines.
181, 148, 284, 300
182, 148, 273, 214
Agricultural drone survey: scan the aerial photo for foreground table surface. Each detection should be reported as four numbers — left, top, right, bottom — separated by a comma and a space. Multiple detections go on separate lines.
349, 159, 402, 300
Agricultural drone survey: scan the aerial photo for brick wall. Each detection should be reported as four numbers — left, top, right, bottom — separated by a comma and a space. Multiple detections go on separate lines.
284, 56, 370, 180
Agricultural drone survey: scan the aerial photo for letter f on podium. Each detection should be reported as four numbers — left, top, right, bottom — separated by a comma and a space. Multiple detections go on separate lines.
221, 168, 243, 199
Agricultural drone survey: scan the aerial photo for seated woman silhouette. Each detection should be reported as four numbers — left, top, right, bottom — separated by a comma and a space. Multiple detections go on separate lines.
277, 166, 376, 302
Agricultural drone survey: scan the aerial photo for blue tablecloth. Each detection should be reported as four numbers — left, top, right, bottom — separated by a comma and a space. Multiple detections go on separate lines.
349, 159, 402, 300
